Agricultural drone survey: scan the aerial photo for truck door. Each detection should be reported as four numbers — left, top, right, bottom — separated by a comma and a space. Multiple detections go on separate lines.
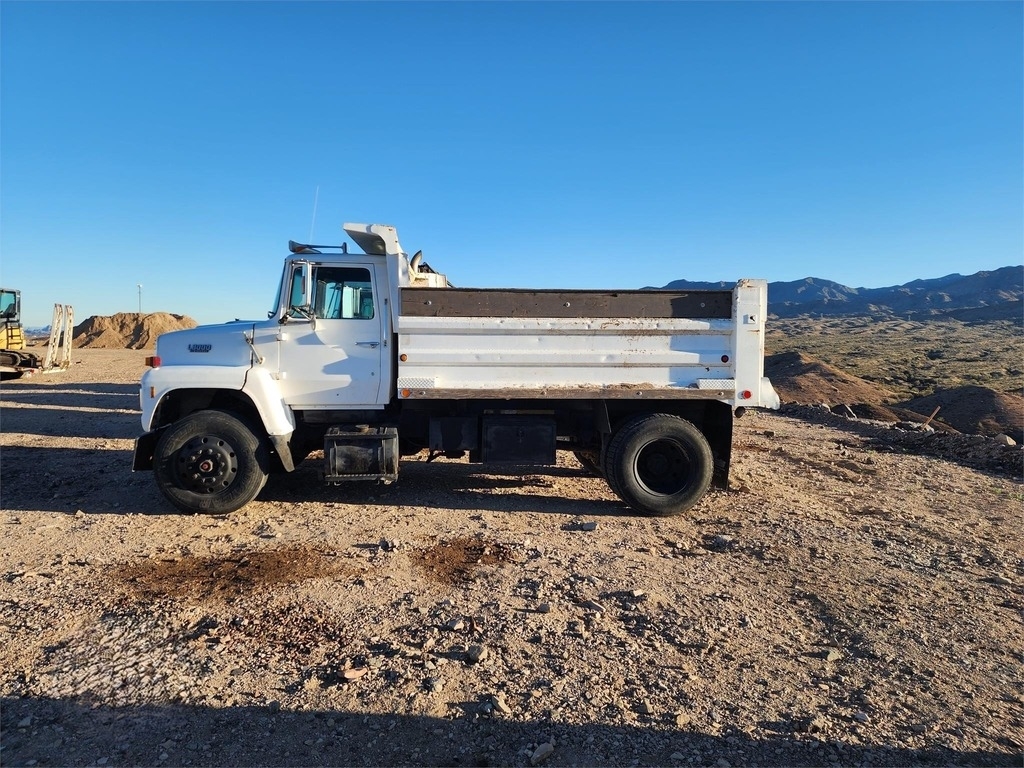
277, 263, 387, 408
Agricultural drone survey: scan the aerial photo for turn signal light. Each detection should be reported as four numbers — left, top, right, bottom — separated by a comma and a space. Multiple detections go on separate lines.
145, 356, 161, 368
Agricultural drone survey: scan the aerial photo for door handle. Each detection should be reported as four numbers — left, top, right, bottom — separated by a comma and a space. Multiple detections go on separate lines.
356, 341, 380, 348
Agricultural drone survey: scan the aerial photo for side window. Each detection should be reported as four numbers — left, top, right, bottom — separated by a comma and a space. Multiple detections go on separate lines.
289, 269, 305, 307
313, 267, 374, 320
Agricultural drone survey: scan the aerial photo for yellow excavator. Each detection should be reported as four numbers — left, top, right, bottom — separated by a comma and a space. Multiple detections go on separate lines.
0, 288, 73, 378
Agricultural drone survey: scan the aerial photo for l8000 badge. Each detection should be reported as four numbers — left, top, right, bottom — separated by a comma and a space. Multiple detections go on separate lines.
188, 344, 212, 353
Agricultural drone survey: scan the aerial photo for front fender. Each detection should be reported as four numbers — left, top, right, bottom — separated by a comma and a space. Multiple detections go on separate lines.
242, 366, 295, 436
137, 367, 299, 472
140, 365, 250, 431
140, 365, 295, 437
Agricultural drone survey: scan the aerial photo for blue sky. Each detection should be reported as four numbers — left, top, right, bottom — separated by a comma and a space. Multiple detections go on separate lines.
2, 1, 1021, 327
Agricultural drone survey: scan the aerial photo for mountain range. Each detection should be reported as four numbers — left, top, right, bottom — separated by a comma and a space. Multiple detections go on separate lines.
658, 266, 1023, 320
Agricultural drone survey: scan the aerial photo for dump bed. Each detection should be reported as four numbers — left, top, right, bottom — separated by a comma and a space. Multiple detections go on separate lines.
395, 280, 779, 408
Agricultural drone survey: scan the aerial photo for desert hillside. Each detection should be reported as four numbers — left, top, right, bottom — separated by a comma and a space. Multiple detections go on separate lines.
765, 350, 896, 405
765, 352, 1022, 444
661, 266, 1023, 319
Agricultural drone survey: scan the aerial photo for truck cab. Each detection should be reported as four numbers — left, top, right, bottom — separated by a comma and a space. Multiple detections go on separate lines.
0, 288, 29, 354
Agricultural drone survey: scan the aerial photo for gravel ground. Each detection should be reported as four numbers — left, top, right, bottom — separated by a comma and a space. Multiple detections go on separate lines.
1, 350, 1022, 767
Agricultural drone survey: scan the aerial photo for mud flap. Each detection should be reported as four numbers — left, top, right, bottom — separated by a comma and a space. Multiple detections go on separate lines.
705, 403, 733, 489
132, 429, 165, 471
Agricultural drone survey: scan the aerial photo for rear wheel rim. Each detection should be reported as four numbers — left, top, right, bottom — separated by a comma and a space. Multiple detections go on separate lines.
632, 438, 692, 496
176, 435, 238, 494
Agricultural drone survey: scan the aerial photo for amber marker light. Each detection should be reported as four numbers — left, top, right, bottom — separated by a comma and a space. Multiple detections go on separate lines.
401, 389, 411, 398
399, 354, 408, 362
149, 386, 156, 399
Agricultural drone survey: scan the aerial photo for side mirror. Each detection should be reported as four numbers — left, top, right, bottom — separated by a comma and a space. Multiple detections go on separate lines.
283, 304, 317, 331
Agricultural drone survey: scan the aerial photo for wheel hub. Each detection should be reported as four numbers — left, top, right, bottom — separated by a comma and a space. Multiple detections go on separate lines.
635, 439, 690, 495
176, 435, 238, 494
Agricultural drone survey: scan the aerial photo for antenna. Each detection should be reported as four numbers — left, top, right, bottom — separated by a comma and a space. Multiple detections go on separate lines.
308, 185, 320, 242
137, 284, 143, 314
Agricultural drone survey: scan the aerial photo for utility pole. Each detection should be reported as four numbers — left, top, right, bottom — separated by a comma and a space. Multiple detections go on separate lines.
138, 284, 143, 314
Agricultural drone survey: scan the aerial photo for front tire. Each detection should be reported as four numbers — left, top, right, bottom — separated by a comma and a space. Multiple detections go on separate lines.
153, 410, 269, 514
605, 414, 713, 516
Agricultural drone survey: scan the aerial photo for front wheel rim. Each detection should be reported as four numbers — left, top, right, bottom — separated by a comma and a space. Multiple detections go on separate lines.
176, 435, 238, 494
632, 438, 692, 496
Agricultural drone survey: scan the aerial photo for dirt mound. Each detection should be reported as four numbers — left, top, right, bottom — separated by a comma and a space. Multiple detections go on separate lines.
73, 312, 197, 350
849, 403, 960, 433
765, 352, 1019, 440
115, 547, 354, 603
765, 350, 894, 405
899, 386, 1024, 444
782, 403, 1021, 476
410, 537, 515, 586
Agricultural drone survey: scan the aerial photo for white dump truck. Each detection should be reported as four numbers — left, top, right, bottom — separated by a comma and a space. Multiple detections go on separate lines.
134, 222, 779, 516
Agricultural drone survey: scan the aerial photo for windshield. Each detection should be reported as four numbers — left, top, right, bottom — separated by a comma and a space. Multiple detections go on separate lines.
270, 279, 283, 318
0, 291, 18, 320
269, 262, 295, 319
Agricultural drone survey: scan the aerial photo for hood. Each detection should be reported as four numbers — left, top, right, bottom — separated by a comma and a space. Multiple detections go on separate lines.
155, 320, 257, 368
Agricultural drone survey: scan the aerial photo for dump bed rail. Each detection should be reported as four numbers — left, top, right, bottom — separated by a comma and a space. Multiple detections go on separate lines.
400, 288, 733, 319
395, 281, 777, 408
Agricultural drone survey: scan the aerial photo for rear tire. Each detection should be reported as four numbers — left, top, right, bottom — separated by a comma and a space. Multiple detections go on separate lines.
153, 410, 269, 514
605, 413, 713, 516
